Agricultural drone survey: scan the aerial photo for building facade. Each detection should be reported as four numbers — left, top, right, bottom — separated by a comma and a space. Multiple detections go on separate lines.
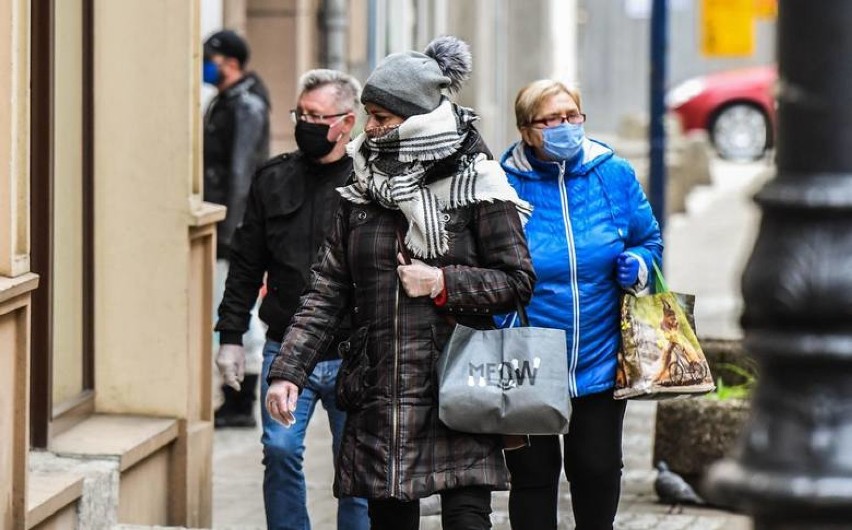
1, 0, 219, 528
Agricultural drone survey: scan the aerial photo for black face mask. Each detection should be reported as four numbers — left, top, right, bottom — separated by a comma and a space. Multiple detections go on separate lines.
294, 121, 336, 159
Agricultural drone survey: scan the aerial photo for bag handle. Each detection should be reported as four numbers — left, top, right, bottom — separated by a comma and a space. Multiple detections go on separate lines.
395, 222, 413, 265
653, 261, 669, 294
514, 299, 530, 327
395, 223, 530, 327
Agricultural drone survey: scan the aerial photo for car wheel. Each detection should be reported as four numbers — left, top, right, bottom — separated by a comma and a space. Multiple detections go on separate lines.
710, 103, 769, 162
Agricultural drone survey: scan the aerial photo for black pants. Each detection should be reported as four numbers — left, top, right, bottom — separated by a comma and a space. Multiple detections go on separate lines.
504, 390, 627, 530
367, 486, 492, 530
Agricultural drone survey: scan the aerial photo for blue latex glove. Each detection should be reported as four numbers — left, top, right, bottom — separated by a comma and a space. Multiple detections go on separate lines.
616, 252, 640, 289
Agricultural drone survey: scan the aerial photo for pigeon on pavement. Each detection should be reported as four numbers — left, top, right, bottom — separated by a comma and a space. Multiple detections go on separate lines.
654, 460, 705, 514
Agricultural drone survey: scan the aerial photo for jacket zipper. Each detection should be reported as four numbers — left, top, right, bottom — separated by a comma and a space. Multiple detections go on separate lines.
390, 241, 401, 497
557, 163, 581, 397
308, 189, 315, 264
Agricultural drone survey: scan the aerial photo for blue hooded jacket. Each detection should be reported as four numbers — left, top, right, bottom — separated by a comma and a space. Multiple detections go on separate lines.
499, 138, 663, 397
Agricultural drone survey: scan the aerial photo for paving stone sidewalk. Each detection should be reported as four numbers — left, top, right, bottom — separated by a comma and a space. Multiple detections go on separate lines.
213, 400, 751, 529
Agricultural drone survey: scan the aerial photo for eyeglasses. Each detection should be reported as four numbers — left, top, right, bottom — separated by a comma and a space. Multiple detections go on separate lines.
526, 113, 587, 129
289, 109, 350, 124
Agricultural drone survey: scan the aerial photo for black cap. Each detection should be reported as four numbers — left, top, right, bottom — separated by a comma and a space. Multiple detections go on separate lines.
204, 30, 249, 67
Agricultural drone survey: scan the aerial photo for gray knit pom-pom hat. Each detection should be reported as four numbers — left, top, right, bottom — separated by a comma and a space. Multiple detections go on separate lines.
361, 35, 472, 118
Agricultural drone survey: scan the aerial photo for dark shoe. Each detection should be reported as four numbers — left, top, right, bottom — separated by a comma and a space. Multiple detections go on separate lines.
214, 376, 258, 429
214, 408, 257, 428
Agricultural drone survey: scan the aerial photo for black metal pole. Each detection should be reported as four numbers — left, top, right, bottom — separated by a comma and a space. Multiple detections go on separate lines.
706, 1, 852, 527
649, 0, 668, 232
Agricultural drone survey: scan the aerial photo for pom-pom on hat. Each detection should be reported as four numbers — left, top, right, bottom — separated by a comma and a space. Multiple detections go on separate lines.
361, 36, 472, 118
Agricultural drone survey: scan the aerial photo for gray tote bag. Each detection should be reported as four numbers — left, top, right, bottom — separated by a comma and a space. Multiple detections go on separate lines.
435, 305, 571, 435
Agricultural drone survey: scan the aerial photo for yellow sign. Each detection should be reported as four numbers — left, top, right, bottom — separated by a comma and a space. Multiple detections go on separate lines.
755, 0, 777, 18
701, 0, 756, 57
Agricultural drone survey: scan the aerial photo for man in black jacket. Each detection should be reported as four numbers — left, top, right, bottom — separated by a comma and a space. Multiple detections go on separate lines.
203, 29, 270, 259
203, 30, 271, 428
215, 69, 368, 530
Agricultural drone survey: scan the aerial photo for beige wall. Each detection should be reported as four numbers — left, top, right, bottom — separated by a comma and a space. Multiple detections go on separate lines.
171, 419, 213, 526
247, 0, 300, 154
0, 0, 32, 528
93, 0, 200, 416
118, 449, 172, 525
29, 504, 76, 530
0, 0, 31, 278
90, 2, 214, 522
0, 0, 214, 526
223, 0, 247, 35
347, 0, 370, 82
52, 0, 85, 406
0, 289, 34, 530
187, 226, 215, 422
0, 310, 21, 529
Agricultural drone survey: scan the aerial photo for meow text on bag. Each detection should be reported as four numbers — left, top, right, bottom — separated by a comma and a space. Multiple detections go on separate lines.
467, 357, 541, 389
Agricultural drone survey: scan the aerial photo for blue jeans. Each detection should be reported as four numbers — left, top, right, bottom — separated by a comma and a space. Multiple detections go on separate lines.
261, 340, 369, 530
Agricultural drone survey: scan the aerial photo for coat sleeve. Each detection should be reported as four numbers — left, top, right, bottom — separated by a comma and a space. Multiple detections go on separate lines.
220, 94, 267, 250
214, 174, 270, 345
266, 205, 352, 387
623, 166, 664, 290
441, 200, 537, 314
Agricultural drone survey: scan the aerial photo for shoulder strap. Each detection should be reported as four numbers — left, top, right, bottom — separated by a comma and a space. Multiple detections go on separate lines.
395, 224, 412, 265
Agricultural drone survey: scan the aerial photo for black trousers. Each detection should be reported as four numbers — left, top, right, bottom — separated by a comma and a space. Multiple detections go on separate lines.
367, 486, 492, 530
504, 389, 627, 530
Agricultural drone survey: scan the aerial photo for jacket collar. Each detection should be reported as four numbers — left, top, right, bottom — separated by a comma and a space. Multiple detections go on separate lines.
220, 74, 257, 100
295, 150, 353, 176
500, 138, 614, 181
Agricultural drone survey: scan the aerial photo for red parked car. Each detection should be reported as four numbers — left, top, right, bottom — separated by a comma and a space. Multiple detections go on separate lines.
667, 66, 777, 161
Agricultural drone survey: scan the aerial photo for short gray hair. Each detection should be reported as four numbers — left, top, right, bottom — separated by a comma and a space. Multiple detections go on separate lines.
297, 69, 362, 113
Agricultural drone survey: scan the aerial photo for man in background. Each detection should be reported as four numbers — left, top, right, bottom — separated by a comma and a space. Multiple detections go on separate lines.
214, 68, 369, 530
203, 29, 270, 427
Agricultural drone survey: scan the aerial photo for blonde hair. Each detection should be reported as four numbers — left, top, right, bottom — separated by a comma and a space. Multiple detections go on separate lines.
514, 80, 582, 128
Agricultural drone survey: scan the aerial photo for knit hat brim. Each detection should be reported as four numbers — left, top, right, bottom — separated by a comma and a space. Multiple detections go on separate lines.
361, 84, 434, 118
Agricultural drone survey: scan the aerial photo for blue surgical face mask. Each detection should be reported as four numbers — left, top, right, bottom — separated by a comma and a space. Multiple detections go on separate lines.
202, 59, 221, 86
541, 123, 585, 162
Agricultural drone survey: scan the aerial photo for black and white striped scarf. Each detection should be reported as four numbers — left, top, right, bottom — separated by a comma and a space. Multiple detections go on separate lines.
338, 100, 531, 259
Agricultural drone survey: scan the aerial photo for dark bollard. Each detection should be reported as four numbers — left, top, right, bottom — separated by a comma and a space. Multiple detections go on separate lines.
705, 1, 852, 528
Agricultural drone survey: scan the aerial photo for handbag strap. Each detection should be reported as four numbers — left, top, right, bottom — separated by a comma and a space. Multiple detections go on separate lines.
514, 300, 530, 327
653, 261, 669, 294
395, 223, 531, 327
395, 223, 413, 265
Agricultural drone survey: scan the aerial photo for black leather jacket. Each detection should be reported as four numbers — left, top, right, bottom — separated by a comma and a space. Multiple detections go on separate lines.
203, 73, 270, 258
215, 151, 353, 361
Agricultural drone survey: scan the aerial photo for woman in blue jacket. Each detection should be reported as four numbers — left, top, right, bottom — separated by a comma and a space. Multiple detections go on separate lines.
499, 80, 663, 530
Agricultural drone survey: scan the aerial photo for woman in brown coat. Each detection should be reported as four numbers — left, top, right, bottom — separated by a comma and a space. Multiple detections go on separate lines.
265, 36, 535, 530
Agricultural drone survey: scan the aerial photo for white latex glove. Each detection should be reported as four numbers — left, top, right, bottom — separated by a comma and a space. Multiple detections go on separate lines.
397, 253, 445, 298
266, 380, 298, 427
216, 344, 246, 391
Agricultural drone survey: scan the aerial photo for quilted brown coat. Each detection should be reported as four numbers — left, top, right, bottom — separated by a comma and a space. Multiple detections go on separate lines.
268, 157, 536, 502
